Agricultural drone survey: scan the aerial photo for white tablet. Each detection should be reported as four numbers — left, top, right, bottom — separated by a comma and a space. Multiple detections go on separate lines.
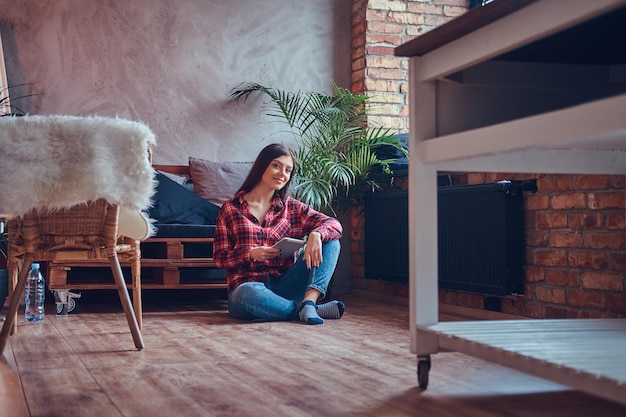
272, 238, 306, 258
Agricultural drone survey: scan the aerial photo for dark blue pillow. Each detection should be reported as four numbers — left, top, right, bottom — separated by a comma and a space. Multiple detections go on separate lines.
148, 172, 220, 225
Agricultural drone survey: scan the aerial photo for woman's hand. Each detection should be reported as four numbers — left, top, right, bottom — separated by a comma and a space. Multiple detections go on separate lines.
303, 232, 323, 269
250, 246, 280, 262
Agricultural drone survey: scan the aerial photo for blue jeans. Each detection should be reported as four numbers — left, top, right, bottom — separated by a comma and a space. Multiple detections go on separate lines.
227, 239, 341, 321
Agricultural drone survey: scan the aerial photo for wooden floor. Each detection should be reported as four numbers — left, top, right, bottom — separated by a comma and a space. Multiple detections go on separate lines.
2, 290, 626, 417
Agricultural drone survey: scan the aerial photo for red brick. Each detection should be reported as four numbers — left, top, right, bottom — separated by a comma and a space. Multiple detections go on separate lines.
408, 3, 443, 14
351, 79, 365, 94
351, 252, 364, 268
351, 277, 367, 290
435, 0, 471, 6
535, 287, 566, 304
609, 252, 625, 272
544, 306, 579, 319
367, 33, 402, 45
352, 264, 365, 278
353, 239, 364, 253
352, 19, 366, 35
352, 57, 366, 71
351, 69, 366, 83
439, 289, 458, 305
568, 212, 604, 229
367, 45, 400, 55
588, 192, 625, 209
443, 5, 469, 17
424, 14, 455, 26
456, 291, 484, 310
524, 266, 544, 282
571, 174, 609, 190
526, 230, 548, 247
352, 32, 366, 47
534, 250, 568, 266
567, 290, 605, 309
350, 227, 364, 242
509, 301, 545, 319
365, 9, 388, 22
535, 212, 568, 228
353, 0, 367, 12
606, 212, 625, 230
545, 270, 579, 287
610, 175, 625, 189
367, 55, 404, 69
536, 175, 570, 192
351, 206, 363, 223
583, 232, 625, 250
582, 272, 624, 291
366, 21, 405, 35
608, 293, 626, 315
522, 283, 535, 298
391, 283, 409, 297
579, 310, 611, 319
551, 193, 586, 209
366, 278, 386, 293
367, 68, 405, 80
525, 194, 549, 210
568, 251, 608, 269
550, 231, 583, 248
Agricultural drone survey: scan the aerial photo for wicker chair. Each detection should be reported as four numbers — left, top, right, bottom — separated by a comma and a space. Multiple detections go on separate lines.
0, 115, 157, 354
0, 200, 144, 353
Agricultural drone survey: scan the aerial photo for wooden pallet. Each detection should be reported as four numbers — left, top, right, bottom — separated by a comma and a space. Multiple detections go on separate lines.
47, 236, 227, 291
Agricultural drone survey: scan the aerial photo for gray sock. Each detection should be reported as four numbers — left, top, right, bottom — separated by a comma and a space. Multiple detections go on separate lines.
298, 301, 323, 325
317, 300, 345, 319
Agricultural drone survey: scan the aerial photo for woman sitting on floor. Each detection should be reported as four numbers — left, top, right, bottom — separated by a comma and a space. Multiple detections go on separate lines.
213, 143, 345, 325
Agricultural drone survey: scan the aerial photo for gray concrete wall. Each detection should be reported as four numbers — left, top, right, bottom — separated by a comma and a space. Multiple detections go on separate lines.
0, 0, 352, 163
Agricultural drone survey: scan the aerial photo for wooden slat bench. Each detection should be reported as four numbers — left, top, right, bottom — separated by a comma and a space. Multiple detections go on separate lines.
46, 164, 227, 295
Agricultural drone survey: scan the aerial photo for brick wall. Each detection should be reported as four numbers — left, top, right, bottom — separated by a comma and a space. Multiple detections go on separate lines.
351, 0, 468, 131
349, 0, 626, 318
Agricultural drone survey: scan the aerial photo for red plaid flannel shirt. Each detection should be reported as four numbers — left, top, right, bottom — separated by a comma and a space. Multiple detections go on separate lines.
213, 191, 342, 293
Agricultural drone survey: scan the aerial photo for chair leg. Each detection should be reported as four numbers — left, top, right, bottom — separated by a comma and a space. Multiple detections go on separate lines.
131, 253, 142, 329
0, 259, 33, 355
108, 255, 144, 350
7, 259, 22, 336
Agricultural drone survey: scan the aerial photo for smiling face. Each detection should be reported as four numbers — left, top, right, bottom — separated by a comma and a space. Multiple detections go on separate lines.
261, 154, 294, 191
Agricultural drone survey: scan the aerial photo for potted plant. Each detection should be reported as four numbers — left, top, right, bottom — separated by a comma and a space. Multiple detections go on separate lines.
1, 83, 38, 117
228, 82, 407, 214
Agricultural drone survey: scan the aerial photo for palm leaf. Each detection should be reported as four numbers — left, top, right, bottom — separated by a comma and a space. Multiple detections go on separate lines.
229, 81, 405, 211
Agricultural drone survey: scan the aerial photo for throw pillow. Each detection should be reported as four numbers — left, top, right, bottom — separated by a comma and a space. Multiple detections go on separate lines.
148, 171, 220, 224
188, 157, 253, 206
157, 170, 188, 185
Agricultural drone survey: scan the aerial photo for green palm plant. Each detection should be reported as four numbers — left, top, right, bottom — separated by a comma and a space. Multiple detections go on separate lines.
0, 84, 39, 117
229, 82, 406, 213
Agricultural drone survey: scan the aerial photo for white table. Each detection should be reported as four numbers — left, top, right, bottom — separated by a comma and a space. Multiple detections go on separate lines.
396, 0, 626, 405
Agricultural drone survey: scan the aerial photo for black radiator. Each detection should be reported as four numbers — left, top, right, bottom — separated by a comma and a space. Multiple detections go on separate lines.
364, 181, 535, 296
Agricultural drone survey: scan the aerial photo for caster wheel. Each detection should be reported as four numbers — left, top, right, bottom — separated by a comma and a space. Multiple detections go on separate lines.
417, 356, 431, 389
67, 296, 76, 313
54, 292, 77, 314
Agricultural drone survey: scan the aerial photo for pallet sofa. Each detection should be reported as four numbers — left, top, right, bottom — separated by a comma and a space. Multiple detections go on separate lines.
46, 159, 252, 295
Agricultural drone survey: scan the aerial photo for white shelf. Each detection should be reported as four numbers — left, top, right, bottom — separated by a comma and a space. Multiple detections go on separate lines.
396, 0, 626, 405
422, 93, 626, 174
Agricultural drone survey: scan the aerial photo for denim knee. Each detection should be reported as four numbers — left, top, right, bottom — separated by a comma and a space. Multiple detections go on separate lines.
228, 282, 265, 320
228, 281, 297, 321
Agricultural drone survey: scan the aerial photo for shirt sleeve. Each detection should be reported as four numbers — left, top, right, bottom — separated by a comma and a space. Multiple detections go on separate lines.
289, 198, 343, 241
213, 201, 252, 269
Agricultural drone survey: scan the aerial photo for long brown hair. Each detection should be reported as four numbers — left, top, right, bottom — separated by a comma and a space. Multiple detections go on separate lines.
237, 143, 296, 201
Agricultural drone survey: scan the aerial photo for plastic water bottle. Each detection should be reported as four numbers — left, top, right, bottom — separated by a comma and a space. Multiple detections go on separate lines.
24, 263, 45, 322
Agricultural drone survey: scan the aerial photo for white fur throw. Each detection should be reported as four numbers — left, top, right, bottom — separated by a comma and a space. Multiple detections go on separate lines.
0, 115, 157, 217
